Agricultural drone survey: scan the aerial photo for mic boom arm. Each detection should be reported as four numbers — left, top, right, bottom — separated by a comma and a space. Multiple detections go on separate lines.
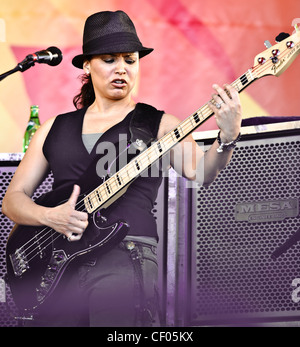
0, 46, 63, 82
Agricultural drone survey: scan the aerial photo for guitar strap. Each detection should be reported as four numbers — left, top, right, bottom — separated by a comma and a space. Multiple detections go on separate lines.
129, 102, 164, 151
127, 103, 164, 326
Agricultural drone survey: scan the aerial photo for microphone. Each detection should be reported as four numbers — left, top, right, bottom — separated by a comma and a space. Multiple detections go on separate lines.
17, 46, 63, 72
25, 46, 63, 66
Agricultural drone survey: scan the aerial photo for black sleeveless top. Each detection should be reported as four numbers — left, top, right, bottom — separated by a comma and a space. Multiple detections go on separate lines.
42, 103, 164, 239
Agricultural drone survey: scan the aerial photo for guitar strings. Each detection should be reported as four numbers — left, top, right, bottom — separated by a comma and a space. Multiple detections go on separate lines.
17, 181, 101, 260
20, 200, 89, 264
16, 44, 291, 265
16, 196, 90, 263
24, 230, 60, 264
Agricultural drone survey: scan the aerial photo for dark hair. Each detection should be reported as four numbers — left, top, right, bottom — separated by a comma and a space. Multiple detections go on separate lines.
73, 73, 95, 109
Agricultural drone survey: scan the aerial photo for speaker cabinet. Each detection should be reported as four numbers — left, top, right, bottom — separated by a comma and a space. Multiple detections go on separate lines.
189, 126, 300, 325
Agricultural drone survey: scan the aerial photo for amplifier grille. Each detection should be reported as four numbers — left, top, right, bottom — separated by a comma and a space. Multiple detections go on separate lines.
191, 136, 300, 324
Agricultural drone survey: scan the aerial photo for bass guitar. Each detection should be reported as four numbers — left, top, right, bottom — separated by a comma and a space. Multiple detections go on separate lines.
6, 28, 300, 314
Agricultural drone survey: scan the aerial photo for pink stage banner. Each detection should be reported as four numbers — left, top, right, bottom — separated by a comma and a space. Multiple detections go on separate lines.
0, 0, 299, 152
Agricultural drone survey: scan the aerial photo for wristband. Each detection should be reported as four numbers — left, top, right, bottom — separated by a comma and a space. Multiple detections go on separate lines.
216, 131, 241, 153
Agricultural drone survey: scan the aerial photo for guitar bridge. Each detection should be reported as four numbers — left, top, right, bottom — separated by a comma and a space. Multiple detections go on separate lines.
9, 248, 29, 277
36, 250, 68, 303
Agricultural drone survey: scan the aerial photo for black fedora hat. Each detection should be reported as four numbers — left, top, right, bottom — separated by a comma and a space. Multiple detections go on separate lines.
72, 10, 153, 69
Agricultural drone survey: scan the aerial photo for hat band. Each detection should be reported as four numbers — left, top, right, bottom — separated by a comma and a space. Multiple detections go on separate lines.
83, 32, 143, 55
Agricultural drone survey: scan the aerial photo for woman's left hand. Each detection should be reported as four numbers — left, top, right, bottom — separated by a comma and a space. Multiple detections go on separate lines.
209, 84, 242, 142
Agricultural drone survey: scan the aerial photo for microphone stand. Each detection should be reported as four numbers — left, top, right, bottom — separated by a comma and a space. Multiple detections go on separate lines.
0, 57, 35, 82
271, 228, 300, 259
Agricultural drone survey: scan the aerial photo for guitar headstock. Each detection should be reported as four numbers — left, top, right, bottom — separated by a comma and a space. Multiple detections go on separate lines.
252, 28, 300, 79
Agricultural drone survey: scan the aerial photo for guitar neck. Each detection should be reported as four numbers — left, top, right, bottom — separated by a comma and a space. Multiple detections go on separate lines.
84, 68, 256, 213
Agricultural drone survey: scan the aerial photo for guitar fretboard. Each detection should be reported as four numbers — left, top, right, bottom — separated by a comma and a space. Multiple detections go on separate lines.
84, 69, 255, 213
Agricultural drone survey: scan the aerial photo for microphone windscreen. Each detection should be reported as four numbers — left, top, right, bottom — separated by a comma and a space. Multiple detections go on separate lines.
46, 46, 63, 66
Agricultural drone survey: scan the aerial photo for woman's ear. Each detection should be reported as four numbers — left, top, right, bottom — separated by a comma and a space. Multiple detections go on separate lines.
83, 60, 90, 75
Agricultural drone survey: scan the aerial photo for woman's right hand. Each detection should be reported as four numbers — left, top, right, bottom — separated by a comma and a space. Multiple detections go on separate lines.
45, 185, 89, 241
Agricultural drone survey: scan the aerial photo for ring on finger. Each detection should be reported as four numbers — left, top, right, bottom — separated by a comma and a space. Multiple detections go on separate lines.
215, 102, 223, 109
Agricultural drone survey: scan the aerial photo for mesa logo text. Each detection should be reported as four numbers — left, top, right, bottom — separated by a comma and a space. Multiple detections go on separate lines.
235, 198, 299, 223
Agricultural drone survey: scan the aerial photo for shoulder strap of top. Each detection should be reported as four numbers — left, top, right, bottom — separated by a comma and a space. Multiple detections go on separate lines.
42, 107, 87, 161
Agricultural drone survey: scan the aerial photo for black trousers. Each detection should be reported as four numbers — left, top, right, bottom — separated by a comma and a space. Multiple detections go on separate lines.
26, 239, 160, 327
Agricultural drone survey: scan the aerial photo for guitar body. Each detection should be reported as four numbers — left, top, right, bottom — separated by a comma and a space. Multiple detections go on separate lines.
6, 188, 129, 312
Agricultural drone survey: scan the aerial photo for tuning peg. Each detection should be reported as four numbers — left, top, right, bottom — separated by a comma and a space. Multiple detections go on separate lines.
264, 40, 272, 48
275, 32, 290, 43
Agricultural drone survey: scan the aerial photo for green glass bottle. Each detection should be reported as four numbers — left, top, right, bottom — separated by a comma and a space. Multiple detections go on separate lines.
23, 105, 40, 152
